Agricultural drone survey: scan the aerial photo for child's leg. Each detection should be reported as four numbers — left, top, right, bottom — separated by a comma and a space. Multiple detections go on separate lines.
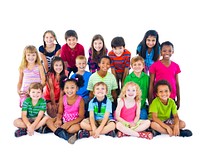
100, 121, 115, 135
35, 115, 50, 130
64, 123, 81, 133
13, 118, 27, 128
46, 118, 57, 132
80, 118, 92, 131
134, 120, 151, 132
116, 121, 139, 137
151, 121, 168, 134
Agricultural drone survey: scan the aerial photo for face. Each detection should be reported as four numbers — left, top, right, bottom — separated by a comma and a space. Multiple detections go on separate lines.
98, 58, 110, 72
66, 36, 77, 49
156, 85, 171, 103
53, 61, 63, 74
44, 32, 55, 46
76, 59, 86, 71
64, 81, 78, 97
161, 45, 174, 60
146, 36, 157, 49
112, 46, 124, 57
131, 60, 144, 73
125, 85, 137, 99
93, 39, 103, 52
26, 52, 37, 64
29, 88, 42, 101
93, 84, 107, 98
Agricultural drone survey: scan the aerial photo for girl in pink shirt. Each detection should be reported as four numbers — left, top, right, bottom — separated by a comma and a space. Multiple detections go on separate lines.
115, 82, 153, 140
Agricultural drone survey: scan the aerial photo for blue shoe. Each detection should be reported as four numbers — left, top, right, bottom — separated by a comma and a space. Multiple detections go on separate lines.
15, 128, 27, 137
179, 129, 192, 137
105, 130, 115, 137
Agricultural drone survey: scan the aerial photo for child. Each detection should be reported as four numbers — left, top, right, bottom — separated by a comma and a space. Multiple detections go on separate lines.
78, 82, 116, 139
108, 36, 131, 95
148, 80, 192, 137
124, 56, 149, 119
87, 55, 118, 111
136, 30, 160, 74
17, 45, 46, 108
39, 30, 61, 73
43, 56, 68, 118
13, 82, 49, 137
115, 82, 153, 140
88, 34, 108, 73
149, 41, 180, 109
60, 30, 85, 77
46, 74, 85, 144
71, 55, 92, 117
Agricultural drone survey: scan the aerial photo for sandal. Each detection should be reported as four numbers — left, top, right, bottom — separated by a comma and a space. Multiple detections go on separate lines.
117, 131, 124, 138
138, 131, 153, 140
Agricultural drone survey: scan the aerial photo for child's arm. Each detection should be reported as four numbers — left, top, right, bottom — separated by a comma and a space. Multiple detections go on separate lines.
55, 49, 61, 57
95, 112, 109, 137
89, 91, 94, 100
175, 75, 180, 109
47, 75, 56, 105
122, 68, 129, 87
111, 90, 117, 107
111, 68, 116, 77
148, 73, 155, 104
21, 111, 31, 128
38, 65, 46, 86
173, 113, 180, 136
131, 102, 141, 127
55, 96, 64, 127
39, 53, 48, 73
17, 69, 24, 95
89, 111, 97, 133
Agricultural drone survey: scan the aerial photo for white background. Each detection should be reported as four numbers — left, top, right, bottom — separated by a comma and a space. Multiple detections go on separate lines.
0, 0, 199, 154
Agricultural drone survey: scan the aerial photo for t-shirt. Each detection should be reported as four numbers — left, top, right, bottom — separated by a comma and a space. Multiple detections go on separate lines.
22, 97, 46, 118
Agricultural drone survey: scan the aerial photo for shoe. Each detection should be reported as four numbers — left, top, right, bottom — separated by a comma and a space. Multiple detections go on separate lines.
147, 128, 161, 137
35, 125, 52, 134
179, 129, 192, 137
15, 128, 27, 137
68, 133, 77, 144
77, 130, 90, 139
105, 130, 115, 137
138, 131, 153, 140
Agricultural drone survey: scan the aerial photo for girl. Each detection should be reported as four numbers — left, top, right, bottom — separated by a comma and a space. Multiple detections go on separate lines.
14, 82, 49, 137
39, 30, 61, 73
136, 30, 160, 74
43, 56, 68, 118
17, 45, 46, 108
115, 82, 153, 140
46, 74, 85, 144
88, 34, 108, 73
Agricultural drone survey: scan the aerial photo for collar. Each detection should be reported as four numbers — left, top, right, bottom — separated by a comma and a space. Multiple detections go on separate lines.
93, 96, 107, 104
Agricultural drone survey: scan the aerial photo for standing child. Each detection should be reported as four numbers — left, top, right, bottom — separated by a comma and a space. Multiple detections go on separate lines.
149, 41, 180, 109
14, 82, 49, 137
87, 56, 118, 112
46, 74, 85, 144
39, 30, 61, 73
115, 82, 153, 140
71, 55, 92, 117
108, 36, 131, 95
88, 34, 108, 73
78, 82, 116, 139
17, 45, 46, 108
43, 56, 68, 118
136, 30, 160, 74
124, 56, 149, 119
60, 30, 85, 77
148, 80, 192, 137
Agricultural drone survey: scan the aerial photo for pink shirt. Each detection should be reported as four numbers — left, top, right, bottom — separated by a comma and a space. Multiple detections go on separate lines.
120, 99, 137, 122
62, 95, 82, 123
149, 60, 181, 99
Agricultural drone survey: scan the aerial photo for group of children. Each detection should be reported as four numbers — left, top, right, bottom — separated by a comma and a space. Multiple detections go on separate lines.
13, 29, 192, 144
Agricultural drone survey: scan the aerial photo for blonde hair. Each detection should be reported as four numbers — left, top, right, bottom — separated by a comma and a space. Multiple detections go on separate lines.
130, 55, 145, 66
19, 45, 42, 70
76, 55, 87, 63
119, 82, 141, 103
28, 82, 43, 93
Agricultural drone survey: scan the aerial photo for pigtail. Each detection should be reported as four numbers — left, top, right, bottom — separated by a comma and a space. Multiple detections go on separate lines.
60, 75, 68, 90
74, 74, 84, 88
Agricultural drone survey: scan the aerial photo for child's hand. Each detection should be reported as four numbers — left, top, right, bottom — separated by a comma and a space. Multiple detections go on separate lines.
27, 125, 35, 136
93, 128, 101, 138
54, 119, 62, 128
166, 126, 173, 136
130, 122, 136, 128
173, 124, 180, 136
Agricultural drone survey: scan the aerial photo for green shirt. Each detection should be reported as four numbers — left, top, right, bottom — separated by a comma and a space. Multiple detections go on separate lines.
148, 97, 177, 121
22, 97, 46, 118
87, 72, 118, 102
124, 72, 149, 109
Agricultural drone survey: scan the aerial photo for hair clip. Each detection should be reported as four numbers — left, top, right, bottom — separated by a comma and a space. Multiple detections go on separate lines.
63, 78, 68, 82
75, 78, 78, 81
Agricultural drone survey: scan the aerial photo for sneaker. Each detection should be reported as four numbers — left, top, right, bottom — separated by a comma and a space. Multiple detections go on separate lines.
147, 128, 161, 137
105, 130, 115, 137
68, 133, 77, 144
15, 128, 27, 137
77, 130, 90, 139
35, 125, 52, 134
179, 129, 192, 137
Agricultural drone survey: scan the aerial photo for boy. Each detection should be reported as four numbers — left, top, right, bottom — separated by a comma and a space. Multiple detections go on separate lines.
124, 56, 149, 119
87, 55, 118, 111
71, 55, 92, 117
108, 36, 131, 95
78, 82, 116, 138
13, 82, 49, 137
60, 30, 85, 77
148, 80, 192, 137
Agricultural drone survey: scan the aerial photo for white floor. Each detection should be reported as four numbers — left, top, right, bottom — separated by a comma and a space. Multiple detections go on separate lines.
0, 0, 199, 154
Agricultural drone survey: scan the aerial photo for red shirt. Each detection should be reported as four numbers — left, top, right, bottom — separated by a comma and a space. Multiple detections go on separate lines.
60, 43, 85, 68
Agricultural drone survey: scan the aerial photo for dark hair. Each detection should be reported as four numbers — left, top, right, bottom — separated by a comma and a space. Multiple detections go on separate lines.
160, 41, 174, 50
65, 30, 78, 40
111, 36, 125, 48
98, 55, 111, 64
137, 30, 160, 61
154, 80, 172, 93
59, 74, 84, 90
48, 56, 65, 76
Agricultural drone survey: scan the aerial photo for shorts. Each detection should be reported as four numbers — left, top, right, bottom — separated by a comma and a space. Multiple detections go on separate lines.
83, 118, 115, 127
